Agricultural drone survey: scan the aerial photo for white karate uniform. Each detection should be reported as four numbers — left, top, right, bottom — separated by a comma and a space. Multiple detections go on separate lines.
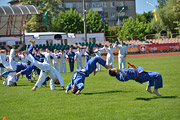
104, 45, 116, 68
26, 54, 64, 90
75, 51, 84, 69
94, 48, 104, 70
1, 49, 17, 86
51, 53, 59, 71
19, 54, 28, 63
0, 53, 5, 75
41, 52, 51, 64
116, 45, 127, 69
59, 52, 66, 73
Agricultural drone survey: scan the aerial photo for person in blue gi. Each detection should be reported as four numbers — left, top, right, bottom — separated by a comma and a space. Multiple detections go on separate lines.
108, 62, 163, 96
14, 62, 40, 83
85, 46, 96, 63
66, 47, 75, 72
65, 56, 112, 95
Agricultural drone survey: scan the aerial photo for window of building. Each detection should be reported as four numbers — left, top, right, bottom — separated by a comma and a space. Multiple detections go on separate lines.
111, 12, 115, 17
105, 12, 108, 18
103, 2, 107, 7
65, 3, 73, 8
46, 39, 53, 44
85, 3, 89, 8
0, 42, 6, 46
122, 1, 125, 6
92, 2, 102, 7
76, 2, 82, 8
111, 2, 115, 7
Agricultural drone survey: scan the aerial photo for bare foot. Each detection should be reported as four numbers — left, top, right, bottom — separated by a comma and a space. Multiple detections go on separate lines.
153, 89, 162, 96
146, 87, 153, 94
32, 86, 37, 91
105, 63, 112, 69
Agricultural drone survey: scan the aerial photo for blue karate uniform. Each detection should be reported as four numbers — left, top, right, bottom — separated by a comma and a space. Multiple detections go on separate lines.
67, 51, 75, 72
116, 67, 163, 89
66, 56, 106, 91
21, 63, 39, 80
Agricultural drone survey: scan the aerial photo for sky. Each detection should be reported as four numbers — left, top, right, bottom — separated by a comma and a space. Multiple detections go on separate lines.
0, 0, 159, 14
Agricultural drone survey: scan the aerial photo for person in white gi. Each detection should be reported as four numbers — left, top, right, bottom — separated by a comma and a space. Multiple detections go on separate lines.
0, 47, 17, 86
59, 49, 67, 73
25, 53, 65, 91
40, 48, 51, 64
94, 45, 104, 71
103, 43, 116, 68
0, 50, 6, 77
51, 49, 59, 71
18, 52, 28, 63
75, 47, 84, 70
24, 40, 65, 91
116, 41, 127, 69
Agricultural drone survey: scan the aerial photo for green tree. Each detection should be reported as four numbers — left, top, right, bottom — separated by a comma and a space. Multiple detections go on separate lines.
86, 9, 105, 33
157, 0, 167, 8
157, 0, 180, 33
21, 0, 61, 32
51, 9, 83, 33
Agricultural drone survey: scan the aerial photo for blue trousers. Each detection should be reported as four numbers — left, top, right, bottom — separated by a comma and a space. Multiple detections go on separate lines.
137, 71, 163, 89
69, 62, 74, 72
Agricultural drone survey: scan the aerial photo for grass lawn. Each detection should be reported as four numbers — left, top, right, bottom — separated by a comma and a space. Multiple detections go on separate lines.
0, 55, 180, 120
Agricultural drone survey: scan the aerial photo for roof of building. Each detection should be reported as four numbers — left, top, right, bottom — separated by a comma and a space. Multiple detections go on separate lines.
0, 5, 39, 16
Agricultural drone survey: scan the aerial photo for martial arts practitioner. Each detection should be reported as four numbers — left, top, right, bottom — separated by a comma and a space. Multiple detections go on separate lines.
59, 49, 67, 73
66, 47, 75, 72
0, 46, 17, 86
103, 43, 116, 68
24, 40, 65, 91
18, 52, 28, 63
65, 56, 112, 95
51, 49, 59, 71
94, 45, 104, 71
14, 62, 39, 83
85, 46, 95, 63
75, 47, 84, 70
116, 41, 127, 69
40, 48, 51, 64
108, 62, 163, 96
0, 50, 6, 77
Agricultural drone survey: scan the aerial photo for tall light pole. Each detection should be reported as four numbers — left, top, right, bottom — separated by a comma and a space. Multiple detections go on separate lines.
146, 1, 155, 8
146, 1, 158, 35
83, 0, 87, 42
117, 7, 124, 27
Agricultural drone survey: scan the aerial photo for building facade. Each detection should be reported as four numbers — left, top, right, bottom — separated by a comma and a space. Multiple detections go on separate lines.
8, 0, 136, 27
61, 0, 136, 26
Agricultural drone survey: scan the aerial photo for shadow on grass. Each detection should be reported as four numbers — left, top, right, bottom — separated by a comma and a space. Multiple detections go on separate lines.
135, 96, 178, 101
82, 90, 131, 95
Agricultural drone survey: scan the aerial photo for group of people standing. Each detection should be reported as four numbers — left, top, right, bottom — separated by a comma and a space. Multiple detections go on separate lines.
0, 40, 163, 96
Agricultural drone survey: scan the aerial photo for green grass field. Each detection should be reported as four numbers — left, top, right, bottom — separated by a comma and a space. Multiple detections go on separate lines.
0, 55, 180, 120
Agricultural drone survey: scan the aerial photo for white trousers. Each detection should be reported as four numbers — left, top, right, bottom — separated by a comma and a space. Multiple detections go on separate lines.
106, 56, 114, 68
60, 62, 66, 73
53, 63, 59, 72
27, 54, 64, 90
3, 72, 16, 86
118, 57, 126, 69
